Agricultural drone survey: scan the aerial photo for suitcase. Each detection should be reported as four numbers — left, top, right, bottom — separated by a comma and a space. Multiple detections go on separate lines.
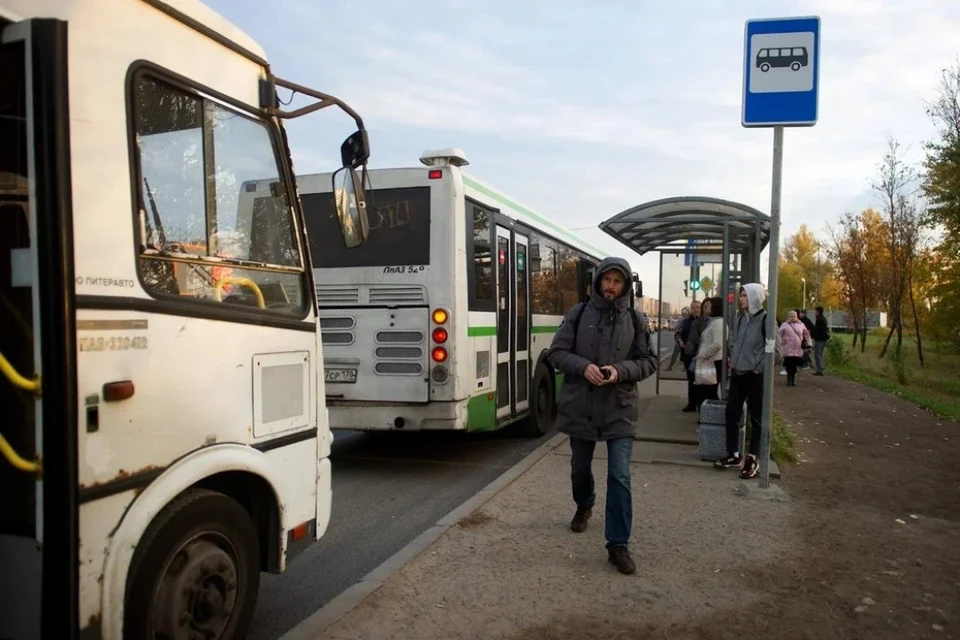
698, 399, 745, 461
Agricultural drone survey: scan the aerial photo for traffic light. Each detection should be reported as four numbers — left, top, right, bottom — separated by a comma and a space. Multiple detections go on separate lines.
683, 280, 689, 296
690, 278, 702, 291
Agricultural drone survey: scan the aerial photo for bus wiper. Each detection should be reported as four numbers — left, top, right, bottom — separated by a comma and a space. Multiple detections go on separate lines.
143, 177, 167, 248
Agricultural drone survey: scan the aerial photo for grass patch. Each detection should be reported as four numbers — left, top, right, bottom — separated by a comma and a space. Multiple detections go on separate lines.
825, 332, 960, 422
457, 509, 494, 529
770, 411, 797, 466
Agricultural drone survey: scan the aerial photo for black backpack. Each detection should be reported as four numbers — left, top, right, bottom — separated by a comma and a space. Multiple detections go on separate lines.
569, 302, 649, 355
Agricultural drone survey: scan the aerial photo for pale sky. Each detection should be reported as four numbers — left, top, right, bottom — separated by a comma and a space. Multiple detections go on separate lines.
207, 0, 960, 311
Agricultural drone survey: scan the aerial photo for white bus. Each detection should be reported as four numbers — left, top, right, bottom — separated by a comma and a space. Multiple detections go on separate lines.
297, 148, 642, 437
0, 1, 371, 638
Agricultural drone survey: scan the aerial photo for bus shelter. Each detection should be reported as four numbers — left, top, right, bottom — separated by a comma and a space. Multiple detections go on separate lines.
598, 196, 771, 396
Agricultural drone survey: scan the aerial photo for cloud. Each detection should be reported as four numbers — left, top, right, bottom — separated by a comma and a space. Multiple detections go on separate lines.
208, 0, 960, 298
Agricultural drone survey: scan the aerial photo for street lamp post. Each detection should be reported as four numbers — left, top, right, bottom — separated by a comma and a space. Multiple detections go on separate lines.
801, 277, 806, 310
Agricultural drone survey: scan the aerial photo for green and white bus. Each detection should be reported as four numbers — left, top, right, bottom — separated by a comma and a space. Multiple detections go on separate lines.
297, 148, 633, 437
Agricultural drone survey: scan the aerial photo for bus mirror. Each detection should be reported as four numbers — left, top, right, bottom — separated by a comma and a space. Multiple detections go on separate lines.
340, 129, 370, 169
331, 166, 369, 248
635, 281, 643, 298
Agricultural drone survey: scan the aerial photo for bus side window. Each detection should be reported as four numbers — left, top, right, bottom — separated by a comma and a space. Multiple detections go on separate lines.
132, 73, 306, 315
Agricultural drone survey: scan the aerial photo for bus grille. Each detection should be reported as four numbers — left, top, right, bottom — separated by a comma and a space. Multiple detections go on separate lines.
316, 285, 426, 306
320, 316, 355, 345
375, 329, 425, 376
316, 286, 360, 306
369, 286, 427, 305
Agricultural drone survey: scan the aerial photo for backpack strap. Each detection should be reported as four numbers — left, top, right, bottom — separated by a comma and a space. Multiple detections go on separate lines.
571, 302, 588, 343
630, 308, 647, 354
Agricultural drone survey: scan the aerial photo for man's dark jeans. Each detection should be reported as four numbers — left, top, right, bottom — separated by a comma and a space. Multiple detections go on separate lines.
725, 371, 764, 457
570, 436, 633, 549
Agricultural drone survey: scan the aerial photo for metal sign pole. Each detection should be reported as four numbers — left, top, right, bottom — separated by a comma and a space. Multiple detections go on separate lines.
758, 125, 784, 489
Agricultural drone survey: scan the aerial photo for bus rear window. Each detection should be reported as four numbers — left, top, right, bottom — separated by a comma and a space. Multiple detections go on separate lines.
302, 186, 431, 268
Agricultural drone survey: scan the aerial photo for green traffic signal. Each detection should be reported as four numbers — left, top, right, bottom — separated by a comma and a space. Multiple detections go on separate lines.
690, 279, 701, 291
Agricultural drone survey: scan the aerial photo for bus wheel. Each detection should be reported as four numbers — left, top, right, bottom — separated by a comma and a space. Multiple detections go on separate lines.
124, 488, 260, 640
526, 363, 556, 437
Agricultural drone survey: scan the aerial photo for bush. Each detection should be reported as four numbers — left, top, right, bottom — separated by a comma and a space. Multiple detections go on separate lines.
889, 343, 908, 385
824, 336, 848, 368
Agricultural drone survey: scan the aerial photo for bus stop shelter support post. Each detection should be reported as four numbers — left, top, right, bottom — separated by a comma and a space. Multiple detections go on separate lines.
759, 125, 784, 490
754, 224, 763, 282
721, 220, 730, 400
656, 250, 663, 396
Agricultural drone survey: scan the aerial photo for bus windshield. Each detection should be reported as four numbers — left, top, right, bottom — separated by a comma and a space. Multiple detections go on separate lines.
302, 186, 431, 268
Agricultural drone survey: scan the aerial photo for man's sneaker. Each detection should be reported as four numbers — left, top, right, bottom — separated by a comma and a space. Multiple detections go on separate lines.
608, 546, 637, 575
714, 454, 741, 469
570, 506, 592, 533
739, 454, 759, 479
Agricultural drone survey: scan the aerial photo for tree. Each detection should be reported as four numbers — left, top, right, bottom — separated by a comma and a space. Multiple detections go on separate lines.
872, 136, 925, 364
826, 209, 885, 352
777, 224, 842, 318
921, 59, 960, 354
922, 59, 960, 253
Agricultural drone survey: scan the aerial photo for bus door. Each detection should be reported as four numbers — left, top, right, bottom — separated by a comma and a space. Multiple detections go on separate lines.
0, 17, 77, 640
514, 233, 530, 415
495, 226, 511, 418
494, 226, 531, 419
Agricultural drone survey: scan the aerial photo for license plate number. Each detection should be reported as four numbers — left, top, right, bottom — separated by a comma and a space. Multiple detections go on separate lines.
324, 368, 357, 384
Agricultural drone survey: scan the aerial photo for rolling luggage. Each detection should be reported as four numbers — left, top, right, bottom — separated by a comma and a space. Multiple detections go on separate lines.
698, 398, 745, 461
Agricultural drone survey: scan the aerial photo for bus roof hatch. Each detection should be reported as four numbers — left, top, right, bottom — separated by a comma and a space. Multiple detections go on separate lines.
419, 147, 470, 168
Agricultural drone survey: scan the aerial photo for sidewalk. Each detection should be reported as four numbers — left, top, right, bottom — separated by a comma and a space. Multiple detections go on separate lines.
289, 370, 958, 640
290, 375, 794, 640
306, 436, 794, 640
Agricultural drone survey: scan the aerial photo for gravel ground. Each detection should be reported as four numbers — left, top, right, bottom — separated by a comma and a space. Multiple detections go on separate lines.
308, 370, 960, 639
316, 447, 797, 640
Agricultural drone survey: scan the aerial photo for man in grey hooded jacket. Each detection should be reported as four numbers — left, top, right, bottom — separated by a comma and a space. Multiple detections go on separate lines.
714, 283, 768, 479
546, 256, 658, 574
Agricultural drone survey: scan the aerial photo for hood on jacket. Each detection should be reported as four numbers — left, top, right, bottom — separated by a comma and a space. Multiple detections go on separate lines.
740, 282, 766, 315
592, 256, 633, 310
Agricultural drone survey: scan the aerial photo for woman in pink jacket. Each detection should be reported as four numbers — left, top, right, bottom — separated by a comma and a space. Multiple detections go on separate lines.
777, 310, 811, 387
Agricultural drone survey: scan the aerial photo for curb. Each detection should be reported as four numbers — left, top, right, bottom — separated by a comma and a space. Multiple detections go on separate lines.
277, 431, 569, 640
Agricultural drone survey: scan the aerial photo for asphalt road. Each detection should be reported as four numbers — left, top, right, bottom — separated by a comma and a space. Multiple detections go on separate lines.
247, 332, 676, 640
247, 426, 555, 640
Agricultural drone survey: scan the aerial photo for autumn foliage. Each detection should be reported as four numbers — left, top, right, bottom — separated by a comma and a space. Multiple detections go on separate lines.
780, 59, 960, 360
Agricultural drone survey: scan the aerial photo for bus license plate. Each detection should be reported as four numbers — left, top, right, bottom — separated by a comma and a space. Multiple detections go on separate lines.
324, 368, 357, 384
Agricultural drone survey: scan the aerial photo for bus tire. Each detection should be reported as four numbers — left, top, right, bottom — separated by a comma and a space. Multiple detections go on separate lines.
525, 362, 556, 437
123, 488, 260, 640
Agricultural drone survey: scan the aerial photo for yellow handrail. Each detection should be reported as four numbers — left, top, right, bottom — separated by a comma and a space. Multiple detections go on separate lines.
0, 433, 41, 475
212, 277, 265, 309
0, 350, 40, 394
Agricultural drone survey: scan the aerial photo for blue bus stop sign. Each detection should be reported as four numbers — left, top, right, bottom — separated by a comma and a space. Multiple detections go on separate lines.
742, 16, 821, 127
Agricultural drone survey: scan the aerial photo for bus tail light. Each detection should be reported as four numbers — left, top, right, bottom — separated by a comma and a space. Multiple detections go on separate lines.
432, 308, 448, 324
432, 328, 448, 344
428, 169, 443, 179
431, 347, 448, 363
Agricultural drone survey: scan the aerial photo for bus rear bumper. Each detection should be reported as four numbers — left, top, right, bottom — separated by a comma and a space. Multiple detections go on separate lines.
328, 401, 465, 431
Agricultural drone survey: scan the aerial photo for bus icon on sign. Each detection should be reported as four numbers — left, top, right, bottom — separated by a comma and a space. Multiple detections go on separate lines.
756, 46, 808, 72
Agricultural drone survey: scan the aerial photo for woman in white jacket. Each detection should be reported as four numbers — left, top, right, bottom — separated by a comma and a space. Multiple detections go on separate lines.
694, 296, 725, 408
